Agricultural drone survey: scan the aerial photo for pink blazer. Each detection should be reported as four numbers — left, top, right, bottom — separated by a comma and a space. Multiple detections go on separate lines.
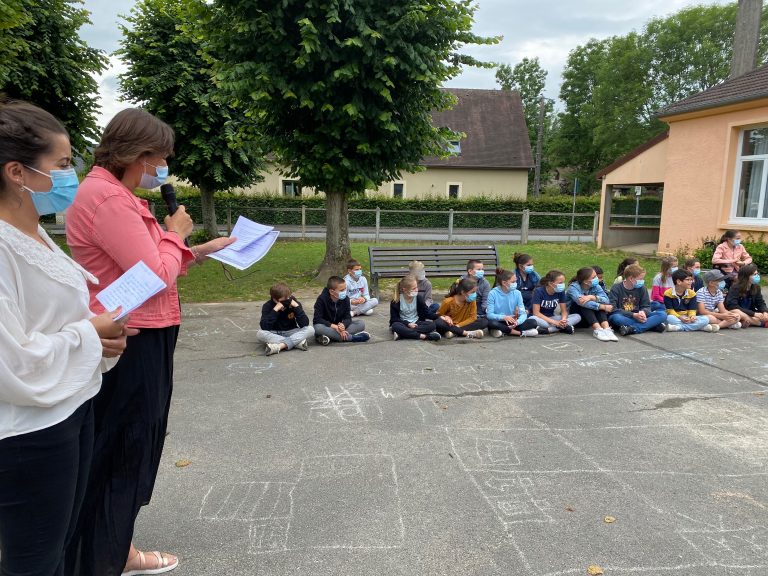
66, 167, 194, 329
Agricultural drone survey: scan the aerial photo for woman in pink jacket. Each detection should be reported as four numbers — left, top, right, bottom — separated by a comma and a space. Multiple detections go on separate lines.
712, 230, 752, 278
65, 109, 233, 576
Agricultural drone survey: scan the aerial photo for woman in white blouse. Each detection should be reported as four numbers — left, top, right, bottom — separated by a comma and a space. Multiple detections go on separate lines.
0, 98, 132, 576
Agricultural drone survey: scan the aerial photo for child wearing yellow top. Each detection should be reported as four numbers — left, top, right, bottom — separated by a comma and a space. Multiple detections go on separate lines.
434, 277, 488, 339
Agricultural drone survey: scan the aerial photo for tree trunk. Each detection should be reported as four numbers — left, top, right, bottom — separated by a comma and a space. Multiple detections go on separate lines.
200, 184, 218, 238
315, 189, 351, 279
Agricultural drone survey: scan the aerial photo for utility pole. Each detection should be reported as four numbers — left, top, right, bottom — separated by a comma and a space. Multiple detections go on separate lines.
730, 0, 762, 78
533, 94, 546, 199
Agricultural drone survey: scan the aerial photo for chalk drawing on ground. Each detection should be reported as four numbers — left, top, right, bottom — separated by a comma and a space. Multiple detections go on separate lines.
303, 383, 383, 423
226, 361, 274, 375
181, 306, 209, 318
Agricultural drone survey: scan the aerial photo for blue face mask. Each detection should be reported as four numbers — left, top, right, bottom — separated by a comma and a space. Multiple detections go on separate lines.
509, 282, 518, 291
524, 265, 534, 274
555, 282, 565, 292
466, 292, 477, 303
24, 166, 79, 216
353, 269, 363, 279
693, 268, 701, 276
635, 279, 645, 289
718, 280, 726, 290
752, 274, 761, 285
337, 290, 348, 300
590, 277, 600, 287
670, 267, 678, 274
474, 269, 485, 279
734, 239, 742, 246
139, 162, 169, 189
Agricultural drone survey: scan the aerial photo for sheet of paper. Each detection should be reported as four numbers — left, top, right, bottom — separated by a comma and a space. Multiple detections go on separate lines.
226, 216, 274, 251
95, 260, 167, 319
209, 230, 279, 270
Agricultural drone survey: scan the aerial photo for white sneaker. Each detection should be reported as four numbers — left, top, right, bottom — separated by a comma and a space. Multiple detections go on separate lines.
703, 324, 720, 332
666, 324, 681, 332
728, 321, 742, 329
364, 309, 374, 316
393, 332, 399, 341
606, 328, 619, 342
593, 329, 611, 342
265, 343, 281, 356
466, 329, 484, 339
521, 328, 539, 337
296, 339, 309, 351
490, 329, 503, 338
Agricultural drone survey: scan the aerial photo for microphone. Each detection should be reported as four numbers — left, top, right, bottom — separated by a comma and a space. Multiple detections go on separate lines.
160, 183, 189, 246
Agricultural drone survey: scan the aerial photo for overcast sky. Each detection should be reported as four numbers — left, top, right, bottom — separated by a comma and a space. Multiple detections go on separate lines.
81, 0, 734, 128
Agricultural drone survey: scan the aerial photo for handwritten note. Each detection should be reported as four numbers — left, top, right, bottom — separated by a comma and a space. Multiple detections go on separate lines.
96, 261, 166, 319
208, 216, 280, 270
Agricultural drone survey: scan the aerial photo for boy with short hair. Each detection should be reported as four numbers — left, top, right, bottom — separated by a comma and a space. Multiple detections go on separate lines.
608, 264, 667, 335
462, 259, 491, 317
344, 259, 379, 317
664, 269, 713, 332
313, 276, 370, 345
696, 270, 742, 329
257, 282, 315, 355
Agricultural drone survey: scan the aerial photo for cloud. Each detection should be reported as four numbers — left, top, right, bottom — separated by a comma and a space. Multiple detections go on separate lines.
92, 55, 132, 129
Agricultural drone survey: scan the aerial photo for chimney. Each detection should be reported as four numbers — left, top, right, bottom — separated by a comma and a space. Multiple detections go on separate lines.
730, 0, 763, 79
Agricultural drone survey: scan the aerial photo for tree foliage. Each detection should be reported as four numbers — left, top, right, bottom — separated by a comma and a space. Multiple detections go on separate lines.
0, 0, 107, 155
199, 0, 497, 274
552, 3, 768, 193
118, 0, 265, 237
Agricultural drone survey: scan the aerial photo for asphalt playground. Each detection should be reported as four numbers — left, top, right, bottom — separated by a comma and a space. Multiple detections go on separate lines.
133, 301, 768, 576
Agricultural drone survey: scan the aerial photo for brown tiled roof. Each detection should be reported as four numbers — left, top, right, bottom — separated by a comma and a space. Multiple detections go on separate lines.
657, 63, 768, 118
596, 131, 669, 179
422, 88, 534, 169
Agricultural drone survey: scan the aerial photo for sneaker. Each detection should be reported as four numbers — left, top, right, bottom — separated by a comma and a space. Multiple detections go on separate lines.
521, 328, 539, 337
363, 309, 374, 316
265, 343, 281, 356
606, 328, 619, 341
392, 332, 399, 341
703, 324, 720, 332
536, 326, 550, 336
297, 339, 309, 351
651, 323, 667, 333
559, 325, 575, 335
351, 331, 370, 343
666, 324, 681, 332
728, 321, 742, 329
316, 334, 331, 346
618, 325, 636, 336
466, 329, 484, 339
490, 329, 503, 338
426, 331, 441, 341
444, 331, 455, 339
593, 329, 611, 342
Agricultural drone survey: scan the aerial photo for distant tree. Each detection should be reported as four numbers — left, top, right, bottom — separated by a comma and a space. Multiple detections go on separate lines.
201, 0, 498, 276
118, 0, 265, 238
0, 0, 108, 155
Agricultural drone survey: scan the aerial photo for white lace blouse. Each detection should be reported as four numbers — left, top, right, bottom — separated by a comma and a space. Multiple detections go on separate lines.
0, 221, 107, 440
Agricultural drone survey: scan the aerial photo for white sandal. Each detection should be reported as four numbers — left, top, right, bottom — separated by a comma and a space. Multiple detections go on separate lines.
122, 550, 179, 576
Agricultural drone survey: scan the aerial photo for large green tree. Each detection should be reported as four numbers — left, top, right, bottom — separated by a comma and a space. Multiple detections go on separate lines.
201, 0, 497, 276
553, 2, 768, 193
118, 0, 265, 238
0, 0, 107, 155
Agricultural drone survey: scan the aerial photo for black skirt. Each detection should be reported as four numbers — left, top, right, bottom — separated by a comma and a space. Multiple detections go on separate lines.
66, 326, 179, 576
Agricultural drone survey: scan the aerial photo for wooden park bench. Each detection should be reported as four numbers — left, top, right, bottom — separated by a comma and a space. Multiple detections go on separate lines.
368, 244, 500, 298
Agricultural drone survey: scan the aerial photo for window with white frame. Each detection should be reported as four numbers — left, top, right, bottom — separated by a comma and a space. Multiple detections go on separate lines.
281, 179, 302, 197
732, 127, 768, 222
447, 182, 461, 199
392, 182, 405, 199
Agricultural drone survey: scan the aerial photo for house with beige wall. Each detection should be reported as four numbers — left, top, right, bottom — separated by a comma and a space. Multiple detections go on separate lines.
244, 88, 533, 200
597, 63, 768, 254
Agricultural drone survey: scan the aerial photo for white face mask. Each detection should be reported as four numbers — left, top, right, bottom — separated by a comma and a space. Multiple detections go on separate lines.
408, 290, 419, 298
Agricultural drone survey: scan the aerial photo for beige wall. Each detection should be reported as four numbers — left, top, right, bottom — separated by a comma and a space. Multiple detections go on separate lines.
658, 100, 768, 254
240, 165, 529, 200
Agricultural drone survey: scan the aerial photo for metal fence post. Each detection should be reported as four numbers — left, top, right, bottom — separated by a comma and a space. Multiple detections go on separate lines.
448, 209, 454, 243
592, 210, 600, 243
301, 204, 306, 240
375, 206, 381, 243
521, 209, 530, 244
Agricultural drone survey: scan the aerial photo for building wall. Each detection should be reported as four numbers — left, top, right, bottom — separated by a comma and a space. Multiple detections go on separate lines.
240, 166, 529, 200
658, 101, 768, 254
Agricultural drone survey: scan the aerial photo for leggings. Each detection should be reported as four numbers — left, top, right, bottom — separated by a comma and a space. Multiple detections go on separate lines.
487, 318, 538, 335
391, 320, 437, 339
434, 317, 488, 336
570, 305, 608, 327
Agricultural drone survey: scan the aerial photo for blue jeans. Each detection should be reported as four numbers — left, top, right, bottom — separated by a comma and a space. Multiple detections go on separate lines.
609, 310, 666, 333
666, 314, 710, 331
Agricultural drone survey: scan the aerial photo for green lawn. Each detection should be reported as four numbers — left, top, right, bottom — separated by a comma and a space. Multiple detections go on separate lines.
177, 240, 661, 302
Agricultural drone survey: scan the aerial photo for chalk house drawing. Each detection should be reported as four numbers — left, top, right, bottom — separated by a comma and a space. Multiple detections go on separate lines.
199, 454, 404, 554
304, 383, 383, 423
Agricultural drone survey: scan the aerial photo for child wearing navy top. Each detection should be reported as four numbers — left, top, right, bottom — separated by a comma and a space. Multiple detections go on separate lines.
513, 252, 540, 313
531, 270, 581, 334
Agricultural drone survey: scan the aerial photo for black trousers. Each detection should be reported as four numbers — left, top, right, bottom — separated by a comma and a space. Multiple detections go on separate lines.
487, 317, 538, 335
66, 326, 178, 576
391, 320, 437, 339
571, 304, 608, 327
435, 317, 488, 336
0, 401, 94, 576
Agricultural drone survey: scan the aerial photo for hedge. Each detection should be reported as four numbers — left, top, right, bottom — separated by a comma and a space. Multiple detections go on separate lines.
694, 236, 768, 274
136, 188, 604, 230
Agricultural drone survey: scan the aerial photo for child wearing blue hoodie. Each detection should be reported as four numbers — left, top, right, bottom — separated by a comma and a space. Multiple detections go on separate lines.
566, 266, 617, 342
486, 268, 539, 337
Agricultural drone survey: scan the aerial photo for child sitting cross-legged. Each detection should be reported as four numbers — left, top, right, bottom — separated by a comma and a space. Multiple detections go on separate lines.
486, 267, 539, 338
608, 263, 667, 335
389, 275, 441, 341
724, 263, 768, 327
566, 266, 617, 342
257, 282, 315, 355
409, 260, 440, 315
696, 269, 742, 330
664, 269, 713, 332
434, 277, 488, 339
531, 270, 581, 335
313, 276, 370, 345
344, 259, 379, 317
